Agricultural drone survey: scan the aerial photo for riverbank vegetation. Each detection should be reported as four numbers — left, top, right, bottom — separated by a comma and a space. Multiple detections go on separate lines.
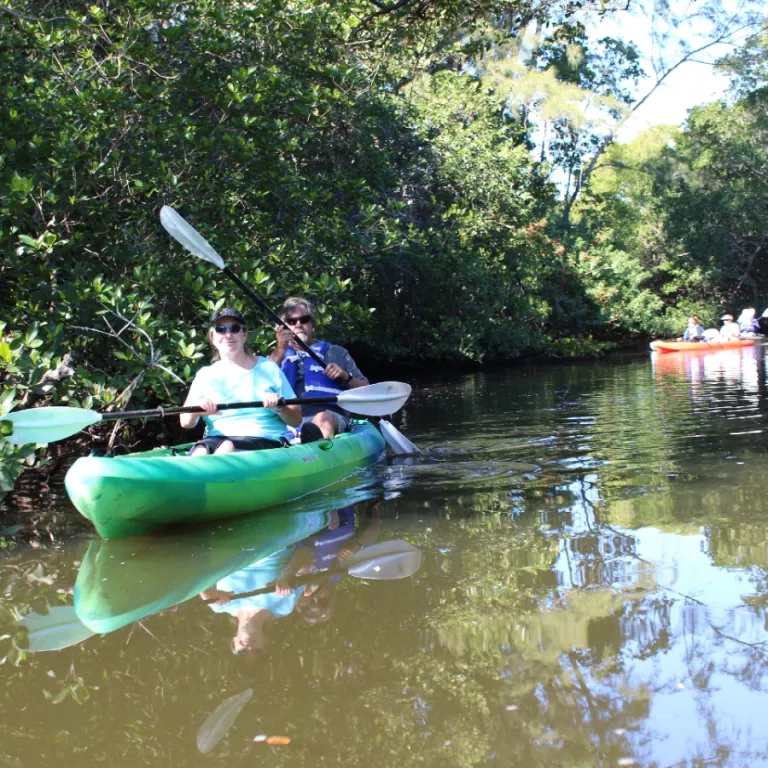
1, 0, 766, 493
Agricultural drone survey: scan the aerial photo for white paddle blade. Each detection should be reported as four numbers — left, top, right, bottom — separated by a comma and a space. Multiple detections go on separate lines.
337, 381, 411, 417
379, 418, 420, 455
19, 606, 96, 652
3, 406, 103, 446
345, 539, 422, 579
160, 205, 226, 270
347, 544, 422, 580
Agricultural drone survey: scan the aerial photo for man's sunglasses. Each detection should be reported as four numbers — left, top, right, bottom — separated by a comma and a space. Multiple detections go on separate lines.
214, 323, 244, 335
285, 314, 312, 326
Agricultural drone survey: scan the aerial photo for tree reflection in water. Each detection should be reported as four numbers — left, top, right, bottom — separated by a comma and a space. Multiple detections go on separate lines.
4, 352, 768, 766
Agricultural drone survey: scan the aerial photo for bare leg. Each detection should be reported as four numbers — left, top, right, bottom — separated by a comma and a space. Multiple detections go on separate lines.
312, 411, 339, 439
213, 439, 236, 454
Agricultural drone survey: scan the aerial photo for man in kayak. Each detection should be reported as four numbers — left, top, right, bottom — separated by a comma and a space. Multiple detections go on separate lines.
719, 314, 741, 340
181, 308, 301, 454
270, 297, 368, 443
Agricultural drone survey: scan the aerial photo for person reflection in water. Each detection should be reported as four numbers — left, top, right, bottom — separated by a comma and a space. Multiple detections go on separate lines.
200, 501, 381, 652
295, 502, 381, 625
200, 544, 314, 655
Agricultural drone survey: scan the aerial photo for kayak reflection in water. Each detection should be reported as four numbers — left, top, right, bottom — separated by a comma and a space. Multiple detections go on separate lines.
180, 307, 301, 455
295, 502, 381, 625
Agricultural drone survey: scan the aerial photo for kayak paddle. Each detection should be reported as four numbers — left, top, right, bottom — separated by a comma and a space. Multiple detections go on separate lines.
0, 382, 411, 446
204, 538, 422, 603
159, 205, 420, 456
18, 606, 97, 652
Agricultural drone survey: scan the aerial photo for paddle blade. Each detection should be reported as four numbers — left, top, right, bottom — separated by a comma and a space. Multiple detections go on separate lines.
337, 381, 411, 417
19, 606, 96, 652
346, 539, 422, 580
379, 418, 420, 455
160, 205, 226, 270
3, 406, 103, 446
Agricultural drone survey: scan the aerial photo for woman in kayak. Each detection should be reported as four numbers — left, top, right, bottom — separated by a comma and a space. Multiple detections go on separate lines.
682, 316, 705, 342
181, 308, 301, 455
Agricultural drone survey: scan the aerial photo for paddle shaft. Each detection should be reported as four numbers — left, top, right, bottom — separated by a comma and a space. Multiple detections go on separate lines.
223, 266, 327, 369
204, 564, 348, 603
100, 395, 347, 422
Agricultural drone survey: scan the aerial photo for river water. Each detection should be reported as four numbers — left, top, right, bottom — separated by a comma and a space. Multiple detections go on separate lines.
3, 344, 768, 767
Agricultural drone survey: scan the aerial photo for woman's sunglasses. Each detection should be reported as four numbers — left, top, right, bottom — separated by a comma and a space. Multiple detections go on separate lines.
285, 314, 312, 326
214, 323, 244, 335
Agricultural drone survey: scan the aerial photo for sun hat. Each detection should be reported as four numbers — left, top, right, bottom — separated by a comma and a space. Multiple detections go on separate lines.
720, 314, 734, 321
210, 307, 246, 325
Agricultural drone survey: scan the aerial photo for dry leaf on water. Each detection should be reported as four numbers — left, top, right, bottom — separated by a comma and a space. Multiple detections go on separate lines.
196, 688, 253, 754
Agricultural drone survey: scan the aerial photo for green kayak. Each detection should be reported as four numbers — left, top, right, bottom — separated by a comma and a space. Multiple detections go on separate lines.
64, 421, 386, 538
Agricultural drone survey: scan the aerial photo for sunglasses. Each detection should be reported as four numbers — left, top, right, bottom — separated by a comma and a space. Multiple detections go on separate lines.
285, 314, 312, 326
214, 323, 244, 335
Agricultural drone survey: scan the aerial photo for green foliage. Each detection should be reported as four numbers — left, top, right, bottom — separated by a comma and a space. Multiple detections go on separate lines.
2, 0, 767, 501
571, 32, 768, 336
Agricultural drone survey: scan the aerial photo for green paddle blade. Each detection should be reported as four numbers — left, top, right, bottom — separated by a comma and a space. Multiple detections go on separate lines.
338, 382, 411, 417
160, 205, 226, 270
19, 606, 96, 652
3, 406, 103, 446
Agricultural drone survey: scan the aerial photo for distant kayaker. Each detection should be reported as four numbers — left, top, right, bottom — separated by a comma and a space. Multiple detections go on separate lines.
682, 316, 705, 342
719, 314, 741, 340
270, 297, 369, 443
180, 308, 301, 455
759, 309, 768, 335
737, 308, 760, 334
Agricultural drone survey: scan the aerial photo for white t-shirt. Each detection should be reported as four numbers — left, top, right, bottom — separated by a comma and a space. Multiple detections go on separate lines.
187, 357, 296, 441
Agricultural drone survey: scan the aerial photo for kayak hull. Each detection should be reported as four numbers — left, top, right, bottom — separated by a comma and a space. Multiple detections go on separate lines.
650, 339, 758, 354
64, 422, 385, 538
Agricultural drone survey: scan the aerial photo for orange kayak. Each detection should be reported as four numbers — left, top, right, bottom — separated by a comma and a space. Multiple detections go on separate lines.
650, 339, 758, 354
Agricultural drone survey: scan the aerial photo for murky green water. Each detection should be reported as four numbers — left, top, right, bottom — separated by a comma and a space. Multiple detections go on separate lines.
3, 344, 768, 767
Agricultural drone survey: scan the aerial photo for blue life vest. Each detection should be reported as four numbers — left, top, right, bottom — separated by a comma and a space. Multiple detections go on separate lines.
280, 340, 345, 415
